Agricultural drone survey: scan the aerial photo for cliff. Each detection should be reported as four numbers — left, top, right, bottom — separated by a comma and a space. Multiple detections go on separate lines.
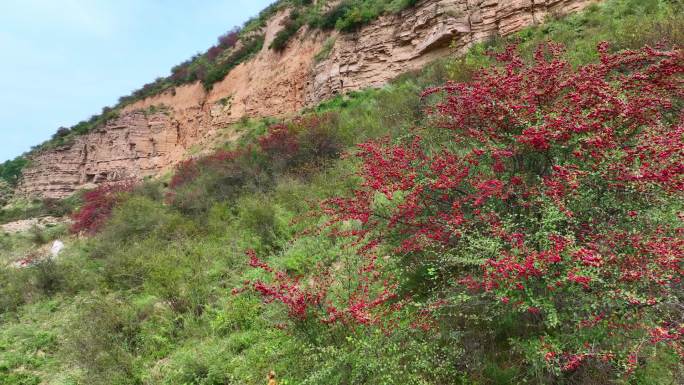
17, 0, 596, 198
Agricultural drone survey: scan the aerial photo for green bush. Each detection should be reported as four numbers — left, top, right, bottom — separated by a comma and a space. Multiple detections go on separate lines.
329, 0, 418, 32
270, 11, 304, 51
314, 37, 336, 63
153, 342, 236, 385
0, 261, 66, 313
314, 1, 352, 30
0, 321, 57, 385
0, 156, 28, 186
63, 295, 144, 385
132, 178, 166, 201
0, 179, 12, 206
203, 35, 265, 90
141, 243, 214, 315
287, 329, 464, 385
92, 197, 197, 283
28, 223, 67, 245
0, 195, 81, 225
27, 259, 66, 296
0, 267, 28, 313
234, 196, 290, 254
97, 196, 195, 248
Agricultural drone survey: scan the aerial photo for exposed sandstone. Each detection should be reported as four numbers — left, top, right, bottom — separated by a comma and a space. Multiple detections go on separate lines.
17, 111, 184, 198
18, 0, 595, 198
308, 0, 595, 102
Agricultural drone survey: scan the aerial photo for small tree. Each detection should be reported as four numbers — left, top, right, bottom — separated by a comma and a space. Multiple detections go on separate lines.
217, 27, 240, 49
52, 126, 70, 140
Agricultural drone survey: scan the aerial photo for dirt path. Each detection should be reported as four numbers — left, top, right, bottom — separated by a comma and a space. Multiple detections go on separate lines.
1, 216, 67, 234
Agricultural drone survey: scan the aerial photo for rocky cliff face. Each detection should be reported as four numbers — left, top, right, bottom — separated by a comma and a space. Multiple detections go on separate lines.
309, 0, 594, 101
17, 111, 181, 198
18, 0, 595, 198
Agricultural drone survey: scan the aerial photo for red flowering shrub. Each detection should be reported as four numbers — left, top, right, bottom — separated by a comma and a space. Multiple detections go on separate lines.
258, 123, 300, 164
170, 63, 190, 83
217, 27, 240, 49
254, 43, 683, 375
245, 249, 439, 331
70, 181, 135, 235
258, 113, 342, 174
169, 150, 241, 190
169, 112, 343, 212
205, 27, 241, 62
167, 150, 266, 216
206, 45, 224, 62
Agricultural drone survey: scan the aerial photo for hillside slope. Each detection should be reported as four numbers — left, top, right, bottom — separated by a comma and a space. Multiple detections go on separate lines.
0, 1, 682, 385
0, 0, 684, 385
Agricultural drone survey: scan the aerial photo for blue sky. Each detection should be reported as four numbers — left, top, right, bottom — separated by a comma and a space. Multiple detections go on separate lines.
0, 0, 274, 162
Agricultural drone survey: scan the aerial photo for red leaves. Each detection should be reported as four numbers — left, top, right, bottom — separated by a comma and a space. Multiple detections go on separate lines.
217, 27, 240, 49
616, 121, 684, 193
248, 252, 324, 321
70, 180, 134, 235
258, 123, 300, 161
169, 150, 241, 190
243, 43, 682, 374
205, 27, 241, 62
316, 42, 684, 372
573, 248, 603, 268
245, 250, 402, 328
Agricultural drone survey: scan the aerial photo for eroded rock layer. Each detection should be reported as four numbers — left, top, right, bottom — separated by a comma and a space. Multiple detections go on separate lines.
309, 0, 594, 101
18, 0, 595, 198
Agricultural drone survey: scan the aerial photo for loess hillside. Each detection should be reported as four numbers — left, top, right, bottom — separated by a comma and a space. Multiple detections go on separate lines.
0, 1, 683, 385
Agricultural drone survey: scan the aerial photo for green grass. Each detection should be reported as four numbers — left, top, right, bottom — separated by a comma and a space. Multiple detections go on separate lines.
1, 1, 682, 384
313, 37, 336, 63
0, 195, 81, 226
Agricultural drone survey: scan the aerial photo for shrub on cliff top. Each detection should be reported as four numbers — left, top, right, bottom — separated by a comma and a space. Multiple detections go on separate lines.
218, 27, 241, 49
0, 156, 28, 186
270, 14, 304, 51
203, 35, 265, 90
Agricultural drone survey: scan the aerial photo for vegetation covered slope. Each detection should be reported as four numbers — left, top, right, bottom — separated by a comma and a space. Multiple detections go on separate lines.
1, 1, 683, 384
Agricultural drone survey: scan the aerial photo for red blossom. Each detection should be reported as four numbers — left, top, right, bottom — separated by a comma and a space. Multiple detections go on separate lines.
70, 180, 135, 234
243, 250, 411, 329
320, 42, 684, 372
241, 42, 683, 375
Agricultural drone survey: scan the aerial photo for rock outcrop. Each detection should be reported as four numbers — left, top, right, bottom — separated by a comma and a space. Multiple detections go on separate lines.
17, 111, 182, 197
18, 0, 596, 198
309, 0, 595, 101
